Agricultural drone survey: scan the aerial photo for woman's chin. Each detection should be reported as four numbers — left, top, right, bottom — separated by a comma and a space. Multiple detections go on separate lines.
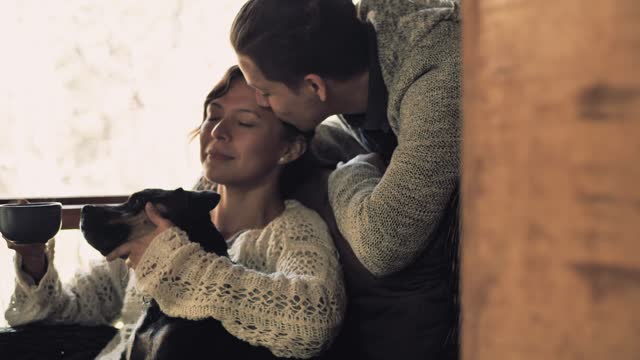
205, 167, 240, 186
204, 172, 223, 184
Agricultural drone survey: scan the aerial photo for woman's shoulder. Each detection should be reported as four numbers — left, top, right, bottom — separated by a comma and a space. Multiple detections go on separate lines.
268, 200, 331, 240
281, 200, 326, 225
265, 201, 337, 256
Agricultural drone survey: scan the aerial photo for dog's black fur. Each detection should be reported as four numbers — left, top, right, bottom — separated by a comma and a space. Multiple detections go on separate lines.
80, 187, 227, 257
80, 188, 281, 360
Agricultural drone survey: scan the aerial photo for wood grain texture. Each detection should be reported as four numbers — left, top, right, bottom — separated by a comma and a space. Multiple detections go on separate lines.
461, 1, 640, 359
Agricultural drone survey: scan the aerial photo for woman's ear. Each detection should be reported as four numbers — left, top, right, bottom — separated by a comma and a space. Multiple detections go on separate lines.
303, 74, 327, 102
278, 136, 308, 165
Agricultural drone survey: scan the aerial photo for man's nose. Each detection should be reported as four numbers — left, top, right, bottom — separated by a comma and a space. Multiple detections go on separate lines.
255, 91, 270, 108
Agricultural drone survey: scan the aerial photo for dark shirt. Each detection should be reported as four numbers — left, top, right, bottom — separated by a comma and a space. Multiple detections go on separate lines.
338, 23, 397, 163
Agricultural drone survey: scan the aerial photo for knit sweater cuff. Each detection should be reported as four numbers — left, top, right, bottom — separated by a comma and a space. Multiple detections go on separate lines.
13, 239, 58, 292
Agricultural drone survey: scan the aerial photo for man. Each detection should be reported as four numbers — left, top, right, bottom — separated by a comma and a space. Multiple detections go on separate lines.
231, 0, 461, 358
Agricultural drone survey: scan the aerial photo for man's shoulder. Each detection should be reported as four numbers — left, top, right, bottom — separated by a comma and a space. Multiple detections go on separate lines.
363, 0, 461, 122
359, 0, 460, 27
361, 0, 460, 77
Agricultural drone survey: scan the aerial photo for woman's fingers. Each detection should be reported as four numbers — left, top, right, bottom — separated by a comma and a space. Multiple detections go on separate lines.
105, 204, 172, 267
106, 242, 132, 262
145, 202, 173, 228
4, 239, 46, 258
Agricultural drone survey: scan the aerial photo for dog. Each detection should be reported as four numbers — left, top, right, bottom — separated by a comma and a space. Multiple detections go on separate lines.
80, 188, 280, 359
80, 187, 227, 257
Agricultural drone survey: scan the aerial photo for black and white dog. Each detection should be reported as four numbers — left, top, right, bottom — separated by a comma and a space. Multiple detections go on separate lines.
80, 187, 227, 258
80, 188, 280, 359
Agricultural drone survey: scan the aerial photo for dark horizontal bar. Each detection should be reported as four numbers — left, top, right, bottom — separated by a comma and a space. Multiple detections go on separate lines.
0, 196, 129, 206
0, 196, 129, 230
62, 205, 82, 230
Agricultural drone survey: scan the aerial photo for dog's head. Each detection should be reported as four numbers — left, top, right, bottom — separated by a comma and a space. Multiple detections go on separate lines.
80, 188, 226, 257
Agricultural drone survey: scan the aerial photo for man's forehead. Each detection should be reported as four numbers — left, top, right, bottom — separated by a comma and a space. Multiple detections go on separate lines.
245, 76, 263, 89
238, 56, 270, 89
238, 57, 259, 80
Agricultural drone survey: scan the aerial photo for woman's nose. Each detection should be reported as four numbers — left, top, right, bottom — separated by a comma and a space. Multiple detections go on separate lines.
211, 119, 230, 140
255, 91, 270, 108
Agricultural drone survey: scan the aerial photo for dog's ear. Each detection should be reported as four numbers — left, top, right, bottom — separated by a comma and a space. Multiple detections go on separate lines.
189, 191, 220, 212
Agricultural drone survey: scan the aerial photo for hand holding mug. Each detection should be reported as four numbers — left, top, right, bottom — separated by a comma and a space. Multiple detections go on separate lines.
1, 199, 52, 283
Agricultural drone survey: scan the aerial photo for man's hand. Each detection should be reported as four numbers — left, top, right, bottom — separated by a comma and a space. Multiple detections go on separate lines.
337, 153, 387, 173
106, 202, 174, 269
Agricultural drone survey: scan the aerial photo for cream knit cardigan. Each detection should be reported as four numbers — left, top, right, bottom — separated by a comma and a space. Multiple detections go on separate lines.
5, 200, 345, 359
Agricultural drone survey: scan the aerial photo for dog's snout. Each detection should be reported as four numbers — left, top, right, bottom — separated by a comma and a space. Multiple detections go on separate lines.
81, 205, 108, 219
81, 205, 97, 216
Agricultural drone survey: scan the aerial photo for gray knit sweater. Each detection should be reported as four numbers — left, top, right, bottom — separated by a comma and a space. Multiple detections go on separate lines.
328, 0, 461, 276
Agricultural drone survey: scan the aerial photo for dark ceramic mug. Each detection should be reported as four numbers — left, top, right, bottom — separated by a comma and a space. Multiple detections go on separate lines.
0, 202, 62, 244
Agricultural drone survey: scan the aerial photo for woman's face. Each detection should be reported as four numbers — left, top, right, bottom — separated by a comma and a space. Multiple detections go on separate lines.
199, 79, 291, 188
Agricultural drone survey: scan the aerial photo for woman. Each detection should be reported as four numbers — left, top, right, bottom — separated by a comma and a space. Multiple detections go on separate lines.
4, 66, 345, 359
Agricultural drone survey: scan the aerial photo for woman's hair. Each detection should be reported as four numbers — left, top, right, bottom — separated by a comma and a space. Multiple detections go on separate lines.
192, 65, 316, 198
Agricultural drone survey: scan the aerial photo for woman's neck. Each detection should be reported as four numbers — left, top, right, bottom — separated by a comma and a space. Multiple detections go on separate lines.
211, 183, 285, 240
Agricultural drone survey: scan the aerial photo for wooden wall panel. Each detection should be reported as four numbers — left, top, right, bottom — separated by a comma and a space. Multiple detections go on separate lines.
462, 1, 640, 359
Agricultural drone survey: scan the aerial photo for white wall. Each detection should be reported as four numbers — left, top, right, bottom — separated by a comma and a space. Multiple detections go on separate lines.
0, 0, 247, 327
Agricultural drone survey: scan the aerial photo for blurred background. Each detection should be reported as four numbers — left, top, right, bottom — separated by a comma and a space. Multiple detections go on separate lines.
0, 0, 247, 326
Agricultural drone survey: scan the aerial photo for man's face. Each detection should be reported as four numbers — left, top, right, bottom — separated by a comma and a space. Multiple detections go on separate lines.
238, 55, 325, 132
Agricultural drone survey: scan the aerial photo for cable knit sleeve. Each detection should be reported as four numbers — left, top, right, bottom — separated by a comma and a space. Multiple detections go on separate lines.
5, 238, 130, 327
328, 19, 461, 277
133, 201, 345, 359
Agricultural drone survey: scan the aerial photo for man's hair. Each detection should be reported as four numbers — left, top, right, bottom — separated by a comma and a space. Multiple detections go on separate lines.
230, 0, 369, 88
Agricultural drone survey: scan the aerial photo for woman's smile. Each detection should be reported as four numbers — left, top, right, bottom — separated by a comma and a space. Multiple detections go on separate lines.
205, 148, 234, 161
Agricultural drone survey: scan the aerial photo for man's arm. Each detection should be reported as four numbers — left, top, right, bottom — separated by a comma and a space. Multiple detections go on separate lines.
328, 23, 460, 276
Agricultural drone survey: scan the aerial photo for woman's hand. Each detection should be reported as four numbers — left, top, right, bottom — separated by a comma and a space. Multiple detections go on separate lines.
106, 202, 174, 269
5, 239, 48, 282
3, 199, 48, 282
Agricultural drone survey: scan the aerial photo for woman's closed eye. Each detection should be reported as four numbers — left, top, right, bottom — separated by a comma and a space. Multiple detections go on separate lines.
201, 117, 219, 130
235, 112, 259, 127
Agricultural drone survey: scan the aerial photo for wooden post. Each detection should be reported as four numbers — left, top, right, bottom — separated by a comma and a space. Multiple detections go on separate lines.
461, 1, 640, 359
